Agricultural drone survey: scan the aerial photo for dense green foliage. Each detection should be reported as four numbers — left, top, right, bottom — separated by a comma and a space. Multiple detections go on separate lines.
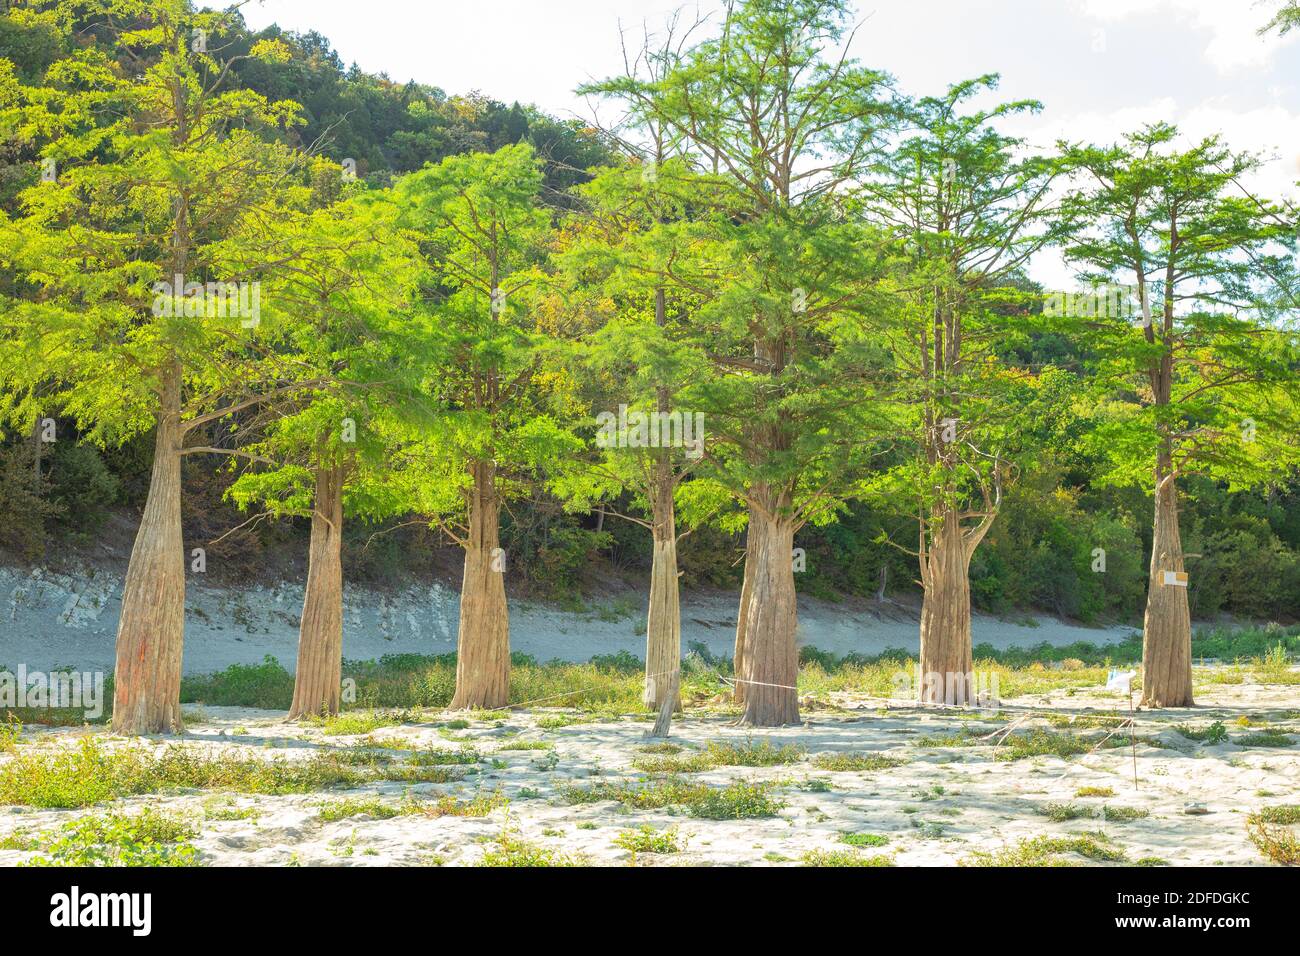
2, 0, 1299, 629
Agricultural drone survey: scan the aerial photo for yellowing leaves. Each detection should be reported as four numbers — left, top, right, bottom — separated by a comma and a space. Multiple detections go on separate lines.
249, 39, 293, 65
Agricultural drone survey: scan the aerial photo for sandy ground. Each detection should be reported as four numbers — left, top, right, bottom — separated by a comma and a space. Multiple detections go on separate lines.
2, 680, 1296, 867
0, 564, 1136, 674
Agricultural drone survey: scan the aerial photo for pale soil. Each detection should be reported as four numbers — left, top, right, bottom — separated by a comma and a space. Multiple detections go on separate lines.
0, 564, 1136, 675
2, 678, 1296, 867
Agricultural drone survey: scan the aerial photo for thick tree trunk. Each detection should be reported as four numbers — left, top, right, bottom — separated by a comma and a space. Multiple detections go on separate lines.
288, 464, 345, 720
1141, 467, 1193, 707
918, 506, 975, 705
643, 285, 684, 713
450, 460, 510, 710
739, 510, 800, 726
733, 509, 759, 704
111, 362, 186, 735
644, 468, 681, 712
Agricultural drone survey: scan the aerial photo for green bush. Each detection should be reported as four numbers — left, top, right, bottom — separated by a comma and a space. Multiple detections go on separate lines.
181, 656, 296, 709
23, 808, 200, 868
0, 441, 60, 560
46, 442, 121, 535
971, 479, 1145, 623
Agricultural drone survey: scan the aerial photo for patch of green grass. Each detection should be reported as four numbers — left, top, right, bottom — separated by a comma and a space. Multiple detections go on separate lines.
1101, 806, 1148, 821
0, 738, 372, 808
995, 730, 1091, 762
1044, 712, 1124, 729
801, 849, 893, 867
962, 834, 1127, 867
563, 777, 785, 819
414, 791, 509, 818
318, 790, 508, 822
152, 747, 367, 795
327, 747, 395, 767
613, 825, 683, 854
686, 780, 786, 819
496, 740, 554, 752
0, 829, 40, 850
840, 832, 889, 848
480, 830, 586, 867
376, 765, 465, 784
1135, 856, 1169, 866
637, 742, 683, 755
306, 709, 414, 736
795, 652, 1112, 699
537, 715, 581, 730
1236, 731, 1294, 748
1258, 642, 1297, 679
1041, 802, 1081, 822
811, 752, 906, 772
22, 809, 200, 867
909, 820, 947, 839
1041, 803, 1148, 823
1251, 805, 1300, 824
530, 751, 560, 771
408, 746, 481, 765
631, 752, 715, 773
0, 706, 94, 728
912, 730, 981, 748
1099, 733, 1168, 751
1175, 721, 1229, 744
1075, 786, 1115, 797
204, 805, 261, 822
443, 719, 470, 730
317, 797, 408, 822
630, 739, 801, 773
701, 739, 803, 766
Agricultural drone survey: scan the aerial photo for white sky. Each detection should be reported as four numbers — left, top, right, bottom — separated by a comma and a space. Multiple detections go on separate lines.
238, 0, 1300, 289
